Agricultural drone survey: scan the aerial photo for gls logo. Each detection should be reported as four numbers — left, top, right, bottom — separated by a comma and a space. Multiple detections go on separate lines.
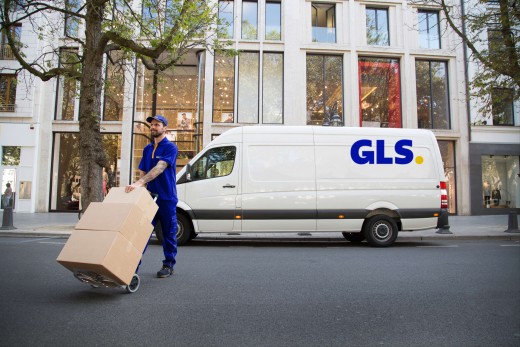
351, 139, 424, 165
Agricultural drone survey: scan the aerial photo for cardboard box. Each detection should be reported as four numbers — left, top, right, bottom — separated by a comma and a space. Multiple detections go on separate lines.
75, 202, 153, 253
57, 229, 141, 285
103, 187, 158, 221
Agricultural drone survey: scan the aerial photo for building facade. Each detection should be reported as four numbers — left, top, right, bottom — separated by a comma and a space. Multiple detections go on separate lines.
1, 0, 515, 216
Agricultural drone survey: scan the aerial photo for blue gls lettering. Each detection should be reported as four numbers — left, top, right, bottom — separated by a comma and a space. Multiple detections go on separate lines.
351, 139, 374, 164
351, 139, 415, 165
376, 140, 393, 164
394, 139, 414, 164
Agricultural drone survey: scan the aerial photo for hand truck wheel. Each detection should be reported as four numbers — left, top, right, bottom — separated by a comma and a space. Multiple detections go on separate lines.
126, 274, 140, 293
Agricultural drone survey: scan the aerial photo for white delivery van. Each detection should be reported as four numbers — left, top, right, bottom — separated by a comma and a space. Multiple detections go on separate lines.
175, 126, 448, 247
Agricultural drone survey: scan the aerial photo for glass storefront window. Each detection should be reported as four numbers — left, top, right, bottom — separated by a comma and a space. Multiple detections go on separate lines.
306, 54, 343, 125
238, 52, 259, 123
359, 57, 401, 128
262, 52, 283, 124
103, 51, 125, 121
416, 60, 450, 129
242, 1, 258, 40
481, 155, 519, 209
265, 1, 281, 40
55, 48, 80, 121
50, 133, 121, 211
219, 1, 234, 39
135, 61, 199, 172
213, 52, 235, 123
438, 141, 456, 214
311, 3, 336, 43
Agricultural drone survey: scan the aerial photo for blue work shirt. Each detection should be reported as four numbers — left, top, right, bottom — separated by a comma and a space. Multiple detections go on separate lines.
139, 137, 178, 202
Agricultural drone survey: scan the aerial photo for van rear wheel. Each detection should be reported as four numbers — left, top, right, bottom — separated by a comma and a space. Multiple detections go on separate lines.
341, 232, 365, 243
363, 215, 398, 247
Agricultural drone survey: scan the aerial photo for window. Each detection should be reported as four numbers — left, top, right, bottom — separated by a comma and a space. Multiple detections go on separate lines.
0, 24, 21, 60
213, 52, 235, 122
418, 10, 440, 49
311, 3, 336, 43
64, 0, 80, 37
242, 1, 258, 40
438, 141, 456, 214
141, 0, 174, 33
0, 74, 17, 112
50, 133, 121, 211
415, 60, 450, 129
237, 52, 259, 123
55, 48, 80, 120
491, 88, 514, 125
482, 155, 518, 209
263, 52, 283, 124
265, 1, 281, 40
366, 8, 389, 46
219, 1, 234, 39
359, 58, 401, 128
191, 146, 236, 181
103, 51, 125, 121
1, 146, 20, 166
306, 55, 343, 125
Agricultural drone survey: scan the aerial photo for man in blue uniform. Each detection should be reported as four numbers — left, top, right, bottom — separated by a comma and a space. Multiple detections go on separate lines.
125, 115, 178, 278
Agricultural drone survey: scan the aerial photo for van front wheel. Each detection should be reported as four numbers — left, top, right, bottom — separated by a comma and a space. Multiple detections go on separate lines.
363, 216, 398, 247
176, 213, 193, 246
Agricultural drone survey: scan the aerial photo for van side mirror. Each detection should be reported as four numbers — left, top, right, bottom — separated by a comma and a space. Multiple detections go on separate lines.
186, 163, 192, 181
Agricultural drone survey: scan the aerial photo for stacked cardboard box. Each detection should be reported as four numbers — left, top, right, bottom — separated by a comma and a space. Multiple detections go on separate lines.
57, 187, 158, 285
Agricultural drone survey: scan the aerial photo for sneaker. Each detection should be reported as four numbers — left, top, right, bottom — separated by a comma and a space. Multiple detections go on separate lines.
157, 265, 174, 278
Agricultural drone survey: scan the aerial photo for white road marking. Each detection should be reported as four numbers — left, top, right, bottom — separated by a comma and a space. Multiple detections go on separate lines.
416, 245, 459, 248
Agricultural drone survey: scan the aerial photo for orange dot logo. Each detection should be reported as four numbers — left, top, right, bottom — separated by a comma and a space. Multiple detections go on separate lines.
415, 156, 424, 164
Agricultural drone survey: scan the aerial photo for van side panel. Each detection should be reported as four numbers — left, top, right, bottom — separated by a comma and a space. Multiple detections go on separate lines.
314, 130, 441, 231
240, 131, 317, 232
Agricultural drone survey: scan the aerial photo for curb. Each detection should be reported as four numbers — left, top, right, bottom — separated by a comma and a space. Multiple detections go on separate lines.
2, 231, 519, 242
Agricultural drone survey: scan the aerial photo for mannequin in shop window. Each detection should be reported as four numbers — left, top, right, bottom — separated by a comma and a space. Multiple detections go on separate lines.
483, 180, 491, 208
492, 187, 501, 206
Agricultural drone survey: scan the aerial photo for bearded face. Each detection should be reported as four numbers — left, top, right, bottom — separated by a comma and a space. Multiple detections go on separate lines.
150, 120, 166, 138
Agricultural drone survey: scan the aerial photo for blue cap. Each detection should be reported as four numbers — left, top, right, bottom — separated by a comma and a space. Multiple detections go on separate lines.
146, 114, 168, 126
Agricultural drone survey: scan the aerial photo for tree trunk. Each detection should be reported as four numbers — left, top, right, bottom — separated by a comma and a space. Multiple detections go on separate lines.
79, 0, 108, 211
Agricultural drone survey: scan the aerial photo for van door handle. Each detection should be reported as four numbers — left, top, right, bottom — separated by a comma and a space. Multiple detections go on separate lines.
223, 184, 235, 188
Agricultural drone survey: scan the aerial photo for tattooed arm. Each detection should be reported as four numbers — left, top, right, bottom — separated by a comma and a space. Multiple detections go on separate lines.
125, 161, 168, 193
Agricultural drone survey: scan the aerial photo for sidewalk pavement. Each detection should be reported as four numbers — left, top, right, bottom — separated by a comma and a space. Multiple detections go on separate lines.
1, 211, 519, 241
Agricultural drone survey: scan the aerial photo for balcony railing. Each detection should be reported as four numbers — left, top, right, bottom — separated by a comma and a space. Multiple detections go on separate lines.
0, 104, 16, 112
0, 45, 15, 60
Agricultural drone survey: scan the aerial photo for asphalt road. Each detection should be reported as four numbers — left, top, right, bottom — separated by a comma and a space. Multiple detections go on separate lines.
0, 237, 519, 347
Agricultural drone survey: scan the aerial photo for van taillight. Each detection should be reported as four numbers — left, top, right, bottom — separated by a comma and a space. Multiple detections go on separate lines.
440, 181, 448, 209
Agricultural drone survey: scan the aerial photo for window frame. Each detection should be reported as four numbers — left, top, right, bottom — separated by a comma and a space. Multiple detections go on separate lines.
0, 74, 17, 112
418, 10, 441, 49
366, 7, 390, 46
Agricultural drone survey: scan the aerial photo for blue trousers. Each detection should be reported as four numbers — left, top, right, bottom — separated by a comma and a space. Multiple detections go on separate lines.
152, 199, 178, 268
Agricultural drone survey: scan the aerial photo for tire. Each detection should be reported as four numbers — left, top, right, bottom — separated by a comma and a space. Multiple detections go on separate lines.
341, 232, 365, 243
126, 274, 140, 293
363, 215, 398, 247
176, 213, 193, 246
